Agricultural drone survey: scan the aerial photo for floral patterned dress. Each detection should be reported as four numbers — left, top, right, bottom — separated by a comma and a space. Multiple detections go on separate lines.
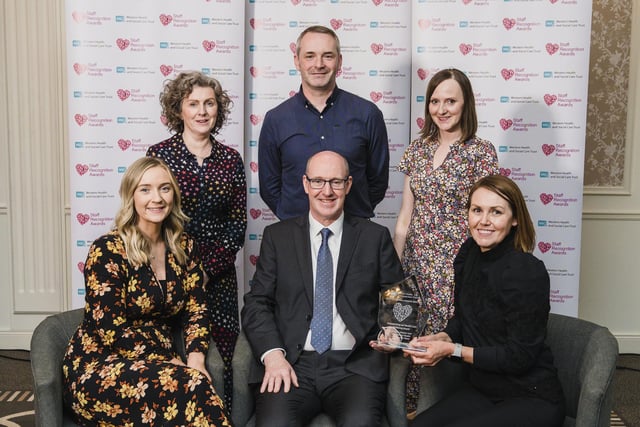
62, 231, 232, 427
398, 136, 498, 415
147, 134, 247, 409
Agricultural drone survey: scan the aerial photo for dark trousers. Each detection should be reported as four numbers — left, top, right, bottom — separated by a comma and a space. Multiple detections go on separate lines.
410, 382, 565, 427
253, 350, 387, 427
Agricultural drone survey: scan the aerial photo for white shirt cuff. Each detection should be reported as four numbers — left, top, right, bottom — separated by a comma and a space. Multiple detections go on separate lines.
260, 348, 286, 364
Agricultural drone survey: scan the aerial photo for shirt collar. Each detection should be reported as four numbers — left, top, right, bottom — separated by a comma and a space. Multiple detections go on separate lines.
308, 212, 344, 239
297, 86, 341, 110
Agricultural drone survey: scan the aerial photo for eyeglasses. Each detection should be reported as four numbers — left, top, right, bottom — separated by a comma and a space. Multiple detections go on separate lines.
304, 175, 350, 190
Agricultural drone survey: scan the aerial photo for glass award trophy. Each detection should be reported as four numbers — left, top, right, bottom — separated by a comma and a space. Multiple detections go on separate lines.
376, 275, 426, 351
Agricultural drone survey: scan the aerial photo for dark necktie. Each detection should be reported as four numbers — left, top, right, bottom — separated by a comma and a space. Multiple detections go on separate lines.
311, 228, 333, 354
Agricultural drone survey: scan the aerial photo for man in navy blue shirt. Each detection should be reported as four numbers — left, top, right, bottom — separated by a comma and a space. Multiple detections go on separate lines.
258, 25, 390, 220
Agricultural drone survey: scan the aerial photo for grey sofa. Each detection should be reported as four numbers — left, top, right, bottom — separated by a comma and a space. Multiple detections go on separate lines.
29, 308, 225, 427
228, 313, 619, 427
31, 311, 618, 427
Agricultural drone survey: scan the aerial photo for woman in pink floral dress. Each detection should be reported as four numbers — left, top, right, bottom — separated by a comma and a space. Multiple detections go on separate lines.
394, 68, 499, 417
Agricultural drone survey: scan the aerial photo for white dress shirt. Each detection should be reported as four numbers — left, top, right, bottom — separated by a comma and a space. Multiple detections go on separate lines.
304, 212, 356, 351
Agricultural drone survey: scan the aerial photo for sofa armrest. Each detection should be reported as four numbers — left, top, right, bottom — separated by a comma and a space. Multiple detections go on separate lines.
205, 339, 226, 400
386, 353, 410, 427
30, 309, 84, 427
232, 330, 255, 427
416, 358, 467, 413
575, 326, 618, 427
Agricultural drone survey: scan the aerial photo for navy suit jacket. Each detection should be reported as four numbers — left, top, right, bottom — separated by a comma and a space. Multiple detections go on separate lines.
241, 214, 404, 384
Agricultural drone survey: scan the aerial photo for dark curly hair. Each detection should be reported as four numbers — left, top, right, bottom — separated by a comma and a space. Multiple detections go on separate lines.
159, 71, 232, 135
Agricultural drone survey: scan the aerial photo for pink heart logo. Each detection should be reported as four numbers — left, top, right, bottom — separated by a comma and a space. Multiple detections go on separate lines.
499, 168, 511, 177
330, 19, 343, 30
290, 0, 301, 5
75, 164, 89, 175
537, 242, 551, 253
499, 118, 513, 130
72, 11, 87, 23
73, 63, 87, 75
77, 262, 85, 273
502, 18, 515, 30
250, 114, 262, 125
540, 193, 553, 205
542, 144, 555, 156
74, 114, 88, 126
160, 64, 173, 77
462, 0, 472, 3
545, 43, 559, 55
250, 161, 258, 172
544, 94, 557, 106
117, 139, 132, 151
202, 40, 215, 52
250, 208, 262, 219
372, 0, 383, 5
159, 14, 172, 26
160, 115, 168, 125
249, 18, 255, 29
76, 213, 90, 225
370, 43, 383, 55
501, 68, 514, 80
418, 19, 431, 30
459, 43, 472, 55
417, 68, 428, 80
416, 117, 425, 129
370, 91, 382, 102
249, 255, 259, 265
549, 0, 558, 3
117, 89, 131, 101
289, 43, 297, 54
289, 90, 297, 98
250, 66, 259, 78
116, 38, 130, 50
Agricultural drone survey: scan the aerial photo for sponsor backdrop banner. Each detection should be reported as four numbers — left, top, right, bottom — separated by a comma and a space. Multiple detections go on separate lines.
66, 0, 246, 308
67, 0, 590, 316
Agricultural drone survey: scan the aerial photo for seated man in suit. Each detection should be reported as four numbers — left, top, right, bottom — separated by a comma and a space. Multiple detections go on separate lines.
242, 150, 404, 426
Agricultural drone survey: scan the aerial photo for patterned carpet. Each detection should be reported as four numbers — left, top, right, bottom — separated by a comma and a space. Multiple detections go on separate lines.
0, 390, 35, 427
0, 351, 636, 426
0, 390, 630, 427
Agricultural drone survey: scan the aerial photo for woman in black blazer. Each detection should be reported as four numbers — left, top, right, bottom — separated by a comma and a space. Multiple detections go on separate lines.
404, 175, 564, 427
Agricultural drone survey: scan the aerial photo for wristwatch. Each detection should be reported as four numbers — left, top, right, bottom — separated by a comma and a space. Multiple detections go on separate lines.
452, 343, 463, 358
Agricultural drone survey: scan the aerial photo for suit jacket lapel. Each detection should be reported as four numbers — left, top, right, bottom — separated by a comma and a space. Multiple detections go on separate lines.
336, 215, 359, 293
293, 216, 314, 305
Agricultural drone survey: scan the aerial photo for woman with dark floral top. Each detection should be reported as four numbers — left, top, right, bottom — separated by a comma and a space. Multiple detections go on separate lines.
147, 71, 247, 410
62, 157, 232, 426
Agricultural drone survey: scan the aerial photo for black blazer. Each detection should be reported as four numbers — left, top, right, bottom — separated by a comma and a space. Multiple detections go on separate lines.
241, 214, 404, 384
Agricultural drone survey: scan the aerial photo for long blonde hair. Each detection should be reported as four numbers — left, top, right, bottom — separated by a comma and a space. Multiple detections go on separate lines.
114, 157, 190, 267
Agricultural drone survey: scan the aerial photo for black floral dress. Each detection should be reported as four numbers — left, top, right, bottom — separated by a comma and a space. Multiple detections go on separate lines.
147, 134, 247, 410
62, 231, 232, 426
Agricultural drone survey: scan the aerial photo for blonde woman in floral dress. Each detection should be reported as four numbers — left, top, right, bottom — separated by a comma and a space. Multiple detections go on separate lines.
62, 157, 231, 426
394, 68, 499, 418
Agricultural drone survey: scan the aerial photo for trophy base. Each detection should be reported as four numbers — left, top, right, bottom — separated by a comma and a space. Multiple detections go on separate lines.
373, 340, 427, 352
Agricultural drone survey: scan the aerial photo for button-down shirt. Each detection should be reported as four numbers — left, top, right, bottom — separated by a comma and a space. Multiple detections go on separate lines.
258, 87, 390, 219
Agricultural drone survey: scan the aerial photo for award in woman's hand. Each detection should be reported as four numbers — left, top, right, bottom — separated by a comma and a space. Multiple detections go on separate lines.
375, 276, 426, 352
